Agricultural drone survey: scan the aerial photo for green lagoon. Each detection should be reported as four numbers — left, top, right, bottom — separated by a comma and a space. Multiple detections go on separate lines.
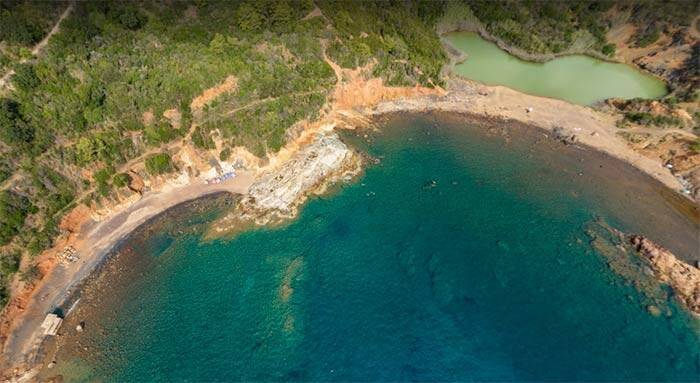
445, 32, 668, 105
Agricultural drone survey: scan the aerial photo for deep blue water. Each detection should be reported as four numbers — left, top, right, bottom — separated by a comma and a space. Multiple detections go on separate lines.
54, 115, 699, 382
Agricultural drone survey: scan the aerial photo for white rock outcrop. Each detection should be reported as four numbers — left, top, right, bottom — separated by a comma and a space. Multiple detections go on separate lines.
242, 133, 358, 217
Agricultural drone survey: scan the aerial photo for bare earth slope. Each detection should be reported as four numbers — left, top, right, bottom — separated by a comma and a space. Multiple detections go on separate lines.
3, 23, 700, 381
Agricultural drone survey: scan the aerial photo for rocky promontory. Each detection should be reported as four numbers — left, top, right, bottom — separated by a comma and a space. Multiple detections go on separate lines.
630, 235, 700, 316
225, 132, 362, 226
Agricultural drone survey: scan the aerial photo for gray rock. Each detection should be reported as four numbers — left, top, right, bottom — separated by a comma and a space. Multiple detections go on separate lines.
243, 133, 356, 216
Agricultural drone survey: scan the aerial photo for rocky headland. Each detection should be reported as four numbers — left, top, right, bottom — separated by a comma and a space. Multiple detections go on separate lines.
630, 235, 700, 316
215, 131, 363, 229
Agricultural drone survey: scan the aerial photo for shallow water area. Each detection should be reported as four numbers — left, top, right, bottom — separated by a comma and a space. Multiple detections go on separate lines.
445, 32, 668, 105
46, 114, 699, 382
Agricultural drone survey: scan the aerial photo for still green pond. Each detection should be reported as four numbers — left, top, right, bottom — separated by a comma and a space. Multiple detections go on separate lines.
446, 32, 668, 105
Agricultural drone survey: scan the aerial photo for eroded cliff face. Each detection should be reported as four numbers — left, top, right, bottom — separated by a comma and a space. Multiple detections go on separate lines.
630, 236, 700, 316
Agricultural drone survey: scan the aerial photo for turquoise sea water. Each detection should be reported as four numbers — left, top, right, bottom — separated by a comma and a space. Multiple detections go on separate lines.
445, 32, 668, 105
52, 115, 699, 382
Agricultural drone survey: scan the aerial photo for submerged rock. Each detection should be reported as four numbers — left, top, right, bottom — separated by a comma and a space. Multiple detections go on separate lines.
646, 305, 662, 317
630, 235, 700, 316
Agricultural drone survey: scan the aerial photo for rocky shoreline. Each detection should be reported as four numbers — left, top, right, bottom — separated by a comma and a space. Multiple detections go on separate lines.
240, 132, 361, 222
0, 128, 363, 381
3, 76, 699, 381
367, 78, 689, 196
630, 236, 700, 316
3, 113, 699, 380
438, 24, 700, 201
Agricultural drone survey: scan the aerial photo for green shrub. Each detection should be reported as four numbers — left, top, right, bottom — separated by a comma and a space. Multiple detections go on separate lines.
113, 172, 132, 188
12, 63, 41, 92
690, 140, 700, 153
0, 11, 43, 46
0, 98, 35, 150
602, 43, 616, 56
144, 123, 181, 146
467, 0, 611, 55
0, 280, 9, 308
20, 264, 40, 282
237, 3, 263, 32
625, 111, 681, 126
0, 251, 21, 276
664, 96, 678, 108
192, 126, 215, 149
0, 191, 33, 246
0, 160, 12, 184
93, 166, 115, 196
108, 4, 147, 30
219, 148, 231, 161
145, 153, 173, 175
635, 26, 660, 48
26, 230, 51, 256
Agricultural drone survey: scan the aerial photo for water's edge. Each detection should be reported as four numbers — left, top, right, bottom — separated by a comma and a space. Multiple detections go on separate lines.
42, 112, 699, 381
14, 111, 700, 381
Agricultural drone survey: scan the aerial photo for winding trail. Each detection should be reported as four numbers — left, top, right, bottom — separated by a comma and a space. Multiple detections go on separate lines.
0, 2, 75, 201
221, 89, 326, 118
321, 39, 344, 85
3, 25, 698, 381
0, 2, 74, 90
31, 3, 74, 56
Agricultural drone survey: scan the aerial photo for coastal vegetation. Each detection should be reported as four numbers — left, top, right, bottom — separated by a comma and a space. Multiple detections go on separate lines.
0, 0, 698, 313
145, 153, 173, 176
0, 191, 33, 246
624, 111, 682, 127
0, 1, 65, 72
467, 0, 612, 54
458, 0, 696, 58
0, 0, 448, 273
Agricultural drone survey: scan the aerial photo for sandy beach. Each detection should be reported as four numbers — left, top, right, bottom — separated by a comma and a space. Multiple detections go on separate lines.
367, 80, 686, 194
2, 75, 697, 379
1, 171, 254, 372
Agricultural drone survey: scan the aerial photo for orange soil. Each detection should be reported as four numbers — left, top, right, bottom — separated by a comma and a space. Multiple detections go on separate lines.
190, 75, 238, 111
324, 52, 444, 111
163, 108, 182, 129
0, 205, 92, 352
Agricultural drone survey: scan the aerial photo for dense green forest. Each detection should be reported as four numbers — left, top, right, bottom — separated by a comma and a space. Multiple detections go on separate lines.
441, 0, 696, 56
0, 1, 65, 74
0, 0, 450, 305
0, 0, 697, 307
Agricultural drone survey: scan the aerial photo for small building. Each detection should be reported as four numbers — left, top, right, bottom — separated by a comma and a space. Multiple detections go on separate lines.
40, 313, 63, 336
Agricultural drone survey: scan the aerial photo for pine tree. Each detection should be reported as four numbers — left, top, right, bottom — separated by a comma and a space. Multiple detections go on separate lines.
237, 3, 263, 32
271, 1, 293, 31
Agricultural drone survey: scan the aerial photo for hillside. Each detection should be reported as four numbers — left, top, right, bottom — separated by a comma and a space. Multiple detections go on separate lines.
0, 0, 447, 307
0, 0, 698, 313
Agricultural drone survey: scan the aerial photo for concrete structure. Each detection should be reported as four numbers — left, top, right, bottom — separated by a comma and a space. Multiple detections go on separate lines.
40, 313, 62, 336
